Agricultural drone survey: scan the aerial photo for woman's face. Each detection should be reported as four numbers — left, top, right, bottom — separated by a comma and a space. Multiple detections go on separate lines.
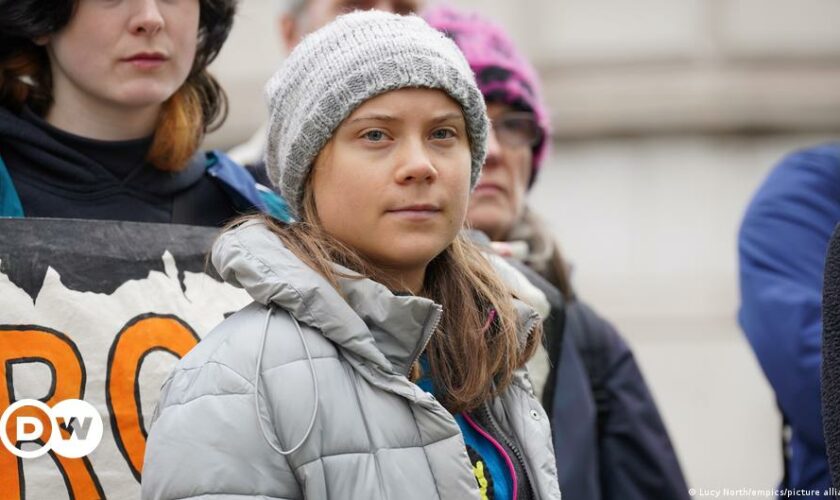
311, 88, 473, 287
44, 0, 200, 113
466, 103, 535, 241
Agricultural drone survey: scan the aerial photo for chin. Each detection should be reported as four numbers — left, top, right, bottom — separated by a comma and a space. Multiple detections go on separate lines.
376, 240, 449, 268
387, 248, 443, 267
115, 84, 180, 108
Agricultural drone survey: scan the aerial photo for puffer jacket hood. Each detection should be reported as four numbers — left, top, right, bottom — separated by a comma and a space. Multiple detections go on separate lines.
212, 219, 540, 375
213, 219, 442, 376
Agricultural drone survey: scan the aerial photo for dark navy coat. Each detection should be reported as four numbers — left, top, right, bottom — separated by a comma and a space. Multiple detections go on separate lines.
511, 260, 689, 500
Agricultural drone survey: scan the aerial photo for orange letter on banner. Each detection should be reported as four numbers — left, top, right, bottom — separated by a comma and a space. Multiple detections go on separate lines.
0, 326, 104, 500
107, 314, 199, 481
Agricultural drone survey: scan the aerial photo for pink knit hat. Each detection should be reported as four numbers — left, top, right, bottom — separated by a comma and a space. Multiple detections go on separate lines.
423, 5, 550, 187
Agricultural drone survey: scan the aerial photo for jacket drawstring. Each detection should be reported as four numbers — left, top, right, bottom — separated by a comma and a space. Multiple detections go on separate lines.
255, 305, 320, 456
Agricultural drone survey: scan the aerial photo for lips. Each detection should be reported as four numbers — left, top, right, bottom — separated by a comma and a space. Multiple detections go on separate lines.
386, 204, 442, 220
122, 52, 167, 69
387, 203, 440, 213
473, 182, 506, 195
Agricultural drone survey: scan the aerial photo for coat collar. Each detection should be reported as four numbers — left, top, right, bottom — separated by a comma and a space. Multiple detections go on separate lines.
212, 220, 540, 375
212, 219, 442, 375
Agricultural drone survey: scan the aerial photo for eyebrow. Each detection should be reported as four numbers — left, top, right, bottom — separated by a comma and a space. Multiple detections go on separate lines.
347, 114, 398, 125
430, 112, 465, 125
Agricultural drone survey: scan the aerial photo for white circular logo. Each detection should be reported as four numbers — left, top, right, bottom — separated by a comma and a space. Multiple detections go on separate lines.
0, 399, 103, 459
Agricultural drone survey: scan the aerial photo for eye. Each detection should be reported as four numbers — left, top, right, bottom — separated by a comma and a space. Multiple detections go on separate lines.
362, 129, 387, 142
430, 128, 456, 140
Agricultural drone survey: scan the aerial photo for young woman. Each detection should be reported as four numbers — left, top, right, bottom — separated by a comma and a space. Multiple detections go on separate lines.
0, 0, 284, 224
425, 7, 690, 500
142, 11, 561, 500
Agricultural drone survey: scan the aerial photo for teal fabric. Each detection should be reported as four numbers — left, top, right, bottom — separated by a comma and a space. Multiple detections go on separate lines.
257, 187, 292, 222
205, 150, 291, 222
456, 413, 513, 500
0, 155, 23, 217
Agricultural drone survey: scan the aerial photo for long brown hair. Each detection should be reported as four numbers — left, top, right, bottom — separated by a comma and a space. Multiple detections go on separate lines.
246, 179, 541, 413
0, 0, 236, 171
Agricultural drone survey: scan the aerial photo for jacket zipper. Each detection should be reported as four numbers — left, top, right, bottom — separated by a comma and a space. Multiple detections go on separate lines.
412, 304, 543, 498
473, 311, 542, 500
477, 402, 536, 500
406, 304, 443, 377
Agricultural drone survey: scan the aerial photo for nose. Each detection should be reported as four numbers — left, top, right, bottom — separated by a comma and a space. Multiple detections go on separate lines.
129, 0, 165, 35
394, 138, 438, 185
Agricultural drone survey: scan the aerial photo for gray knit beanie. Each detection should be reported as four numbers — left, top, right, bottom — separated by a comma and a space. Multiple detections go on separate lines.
264, 10, 489, 218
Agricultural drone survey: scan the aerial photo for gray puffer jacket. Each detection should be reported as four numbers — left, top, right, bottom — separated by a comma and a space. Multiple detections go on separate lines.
141, 220, 561, 499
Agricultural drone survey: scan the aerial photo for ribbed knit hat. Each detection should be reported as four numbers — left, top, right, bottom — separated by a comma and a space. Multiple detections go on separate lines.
424, 6, 550, 187
264, 10, 489, 218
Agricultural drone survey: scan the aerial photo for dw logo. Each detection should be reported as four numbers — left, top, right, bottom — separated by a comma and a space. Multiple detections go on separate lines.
0, 399, 104, 459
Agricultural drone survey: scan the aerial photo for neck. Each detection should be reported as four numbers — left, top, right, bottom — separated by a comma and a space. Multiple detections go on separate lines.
47, 85, 161, 141
376, 265, 427, 295
488, 223, 513, 242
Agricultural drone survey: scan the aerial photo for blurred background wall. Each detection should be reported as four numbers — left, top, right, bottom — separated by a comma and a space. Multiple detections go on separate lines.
205, 1, 840, 496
